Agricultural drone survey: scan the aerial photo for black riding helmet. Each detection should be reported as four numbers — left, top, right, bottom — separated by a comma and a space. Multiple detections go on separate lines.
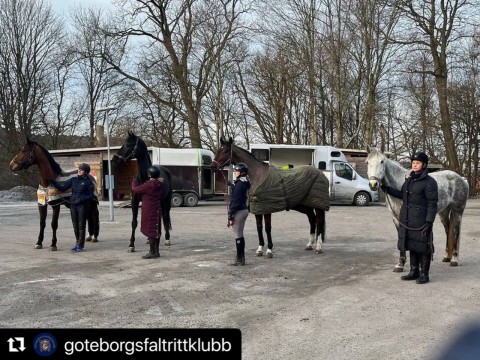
233, 163, 248, 176
147, 165, 161, 179
411, 152, 429, 166
78, 163, 91, 174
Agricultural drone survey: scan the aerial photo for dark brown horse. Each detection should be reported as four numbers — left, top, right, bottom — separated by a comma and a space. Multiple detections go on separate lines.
9, 137, 100, 250
112, 131, 173, 252
211, 137, 329, 255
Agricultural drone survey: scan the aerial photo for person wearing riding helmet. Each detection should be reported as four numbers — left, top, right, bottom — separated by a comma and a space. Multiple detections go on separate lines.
131, 165, 163, 259
228, 162, 251, 266
48, 163, 95, 252
381, 151, 438, 284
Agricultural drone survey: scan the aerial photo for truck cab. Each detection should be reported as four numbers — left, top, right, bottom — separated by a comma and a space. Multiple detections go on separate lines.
250, 144, 378, 206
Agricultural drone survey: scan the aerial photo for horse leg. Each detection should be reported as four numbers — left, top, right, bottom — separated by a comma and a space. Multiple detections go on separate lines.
35, 204, 48, 249
87, 202, 100, 242
264, 214, 273, 258
305, 209, 316, 251
393, 251, 407, 272
163, 211, 171, 246
129, 200, 139, 252
450, 212, 463, 267
439, 210, 452, 263
49, 205, 60, 251
255, 214, 265, 256
314, 209, 326, 254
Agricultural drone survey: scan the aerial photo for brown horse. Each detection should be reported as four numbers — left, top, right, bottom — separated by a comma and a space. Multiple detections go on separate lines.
9, 137, 100, 251
211, 136, 329, 255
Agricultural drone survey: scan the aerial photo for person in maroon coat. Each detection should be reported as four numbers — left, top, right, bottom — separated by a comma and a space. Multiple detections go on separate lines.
131, 166, 163, 259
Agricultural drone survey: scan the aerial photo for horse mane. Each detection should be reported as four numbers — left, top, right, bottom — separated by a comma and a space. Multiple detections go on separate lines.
36, 142, 63, 175
233, 143, 257, 163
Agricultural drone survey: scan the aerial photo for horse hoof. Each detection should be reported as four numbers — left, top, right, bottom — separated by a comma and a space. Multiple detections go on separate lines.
49, 246, 57, 252
86, 236, 92, 242
34, 244, 43, 249
264, 252, 273, 259
393, 264, 404, 272
442, 257, 451, 263
305, 246, 313, 251
91, 238, 98, 243
315, 249, 323, 254
165, 240, 171, 246
255, 251, 263, 257
450, 261, 458, 267
128, 247, 135, 253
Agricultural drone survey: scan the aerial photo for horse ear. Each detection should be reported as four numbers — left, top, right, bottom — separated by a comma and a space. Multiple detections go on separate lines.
366, 144, 371, 152
228, 137, 233, 144
27, 136, 33, 144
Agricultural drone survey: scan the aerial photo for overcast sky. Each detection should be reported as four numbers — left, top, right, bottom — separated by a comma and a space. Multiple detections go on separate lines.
47, 0, 113, 16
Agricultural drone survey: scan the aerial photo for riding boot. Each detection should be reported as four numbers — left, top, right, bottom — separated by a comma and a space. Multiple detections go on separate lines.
401, 251, 420, 280
416, 254, 431, 284
154, 237, 160, 258
142, 238, 158, 259
233, 237, 245, 266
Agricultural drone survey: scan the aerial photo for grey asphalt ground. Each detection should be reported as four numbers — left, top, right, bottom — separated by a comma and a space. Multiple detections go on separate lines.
1, 198, 479, 359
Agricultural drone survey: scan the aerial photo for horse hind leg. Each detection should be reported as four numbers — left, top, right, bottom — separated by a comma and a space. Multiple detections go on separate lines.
255, 214, 265, 256
305, 209, 317, 251
49, 205, 60, 251
264, 214, 273, 258
449, 213, 463, 267
314, 209, 326, 254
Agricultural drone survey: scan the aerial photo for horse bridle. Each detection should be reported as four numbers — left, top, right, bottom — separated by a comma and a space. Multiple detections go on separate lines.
116, 137, 139, 162
11, 142, 37, 168
211, 145, 233, 173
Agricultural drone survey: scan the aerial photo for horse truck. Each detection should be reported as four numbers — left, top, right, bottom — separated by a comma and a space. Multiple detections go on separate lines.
150, 147, 228, 207
249, 144, 379, 206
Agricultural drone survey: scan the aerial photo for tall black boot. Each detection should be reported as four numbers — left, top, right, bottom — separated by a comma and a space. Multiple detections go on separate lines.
401, 251, 420, 280
154, 238, 160, 258
416, 254, 431, 284
142, 238, 158, 259
233, 237, 245, 266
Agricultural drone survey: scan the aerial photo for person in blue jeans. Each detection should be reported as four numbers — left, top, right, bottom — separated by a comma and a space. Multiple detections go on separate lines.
49, 163, 95, 252
227, 162, 251, 265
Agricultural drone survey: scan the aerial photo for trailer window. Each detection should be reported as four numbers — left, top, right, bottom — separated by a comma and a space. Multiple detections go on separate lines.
202, 155, 212, 166
251, 149, 269, 162
330, 151, 342, 158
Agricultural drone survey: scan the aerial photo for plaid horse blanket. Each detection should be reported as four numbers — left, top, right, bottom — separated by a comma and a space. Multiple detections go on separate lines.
248, 165, 330, 215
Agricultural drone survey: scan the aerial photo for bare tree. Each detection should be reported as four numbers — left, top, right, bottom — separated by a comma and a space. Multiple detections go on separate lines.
0, 0, 63, 154
392, 0, 476, 173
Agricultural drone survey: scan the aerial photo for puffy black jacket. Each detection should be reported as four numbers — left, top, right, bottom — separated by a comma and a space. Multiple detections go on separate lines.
50, 175, 95, 207
229, 177, 250, 216
385, 169, 438, 253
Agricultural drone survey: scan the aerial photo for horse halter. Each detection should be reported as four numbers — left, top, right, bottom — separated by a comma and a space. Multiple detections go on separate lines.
211, 145, 233, 170
116, 137, 139, 162
11, 142, 37, 168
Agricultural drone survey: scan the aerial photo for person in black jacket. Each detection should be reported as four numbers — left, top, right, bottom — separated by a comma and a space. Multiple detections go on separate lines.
227, 162, 251, 266
382, 152, 438, 284
49, 163, 95, 252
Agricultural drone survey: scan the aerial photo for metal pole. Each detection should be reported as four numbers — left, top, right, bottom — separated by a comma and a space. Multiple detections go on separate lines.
95, 105, 117, 222
106, 110, 114, 222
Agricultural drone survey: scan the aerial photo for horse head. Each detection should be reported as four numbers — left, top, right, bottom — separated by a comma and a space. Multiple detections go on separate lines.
211, 136, 234, 172
366, 146, 387, 191
9, 137, 39, 172
112, 130, 139, 168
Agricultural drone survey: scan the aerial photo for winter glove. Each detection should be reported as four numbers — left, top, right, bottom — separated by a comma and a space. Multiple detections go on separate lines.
424, 221, 433, 233
227, 180, 234, 187
227, 213, 234, 228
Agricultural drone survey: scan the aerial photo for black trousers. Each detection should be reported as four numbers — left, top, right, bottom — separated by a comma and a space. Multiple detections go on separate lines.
70, 203, 89, 248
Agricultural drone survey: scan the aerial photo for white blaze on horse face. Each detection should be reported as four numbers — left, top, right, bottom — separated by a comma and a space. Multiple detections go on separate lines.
366, 150, 386, 191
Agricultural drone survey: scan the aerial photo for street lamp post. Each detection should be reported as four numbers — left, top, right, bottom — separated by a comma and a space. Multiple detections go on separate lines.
95, 105, 117, 222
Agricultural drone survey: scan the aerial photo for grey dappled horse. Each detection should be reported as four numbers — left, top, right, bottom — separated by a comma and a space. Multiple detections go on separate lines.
366, 147, 468, 270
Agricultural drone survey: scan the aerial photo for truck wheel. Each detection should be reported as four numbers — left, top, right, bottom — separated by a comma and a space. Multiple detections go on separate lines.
171, 193, 183, 207
354, 192, 370, 206
184, 193, 199, 207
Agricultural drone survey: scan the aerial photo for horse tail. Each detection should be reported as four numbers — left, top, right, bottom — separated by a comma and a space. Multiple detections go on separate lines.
447, 211, 455, 259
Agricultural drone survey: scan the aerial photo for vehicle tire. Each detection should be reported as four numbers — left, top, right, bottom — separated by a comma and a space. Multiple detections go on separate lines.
354, 192, 370, 206
184, 192, 199, 207
171, 193, 183, 207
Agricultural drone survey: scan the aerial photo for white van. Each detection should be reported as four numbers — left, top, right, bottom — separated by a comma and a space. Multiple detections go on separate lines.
249, 144, 378, 206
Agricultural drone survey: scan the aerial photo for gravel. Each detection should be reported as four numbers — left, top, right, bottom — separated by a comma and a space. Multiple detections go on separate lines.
0, 186, 37, 202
